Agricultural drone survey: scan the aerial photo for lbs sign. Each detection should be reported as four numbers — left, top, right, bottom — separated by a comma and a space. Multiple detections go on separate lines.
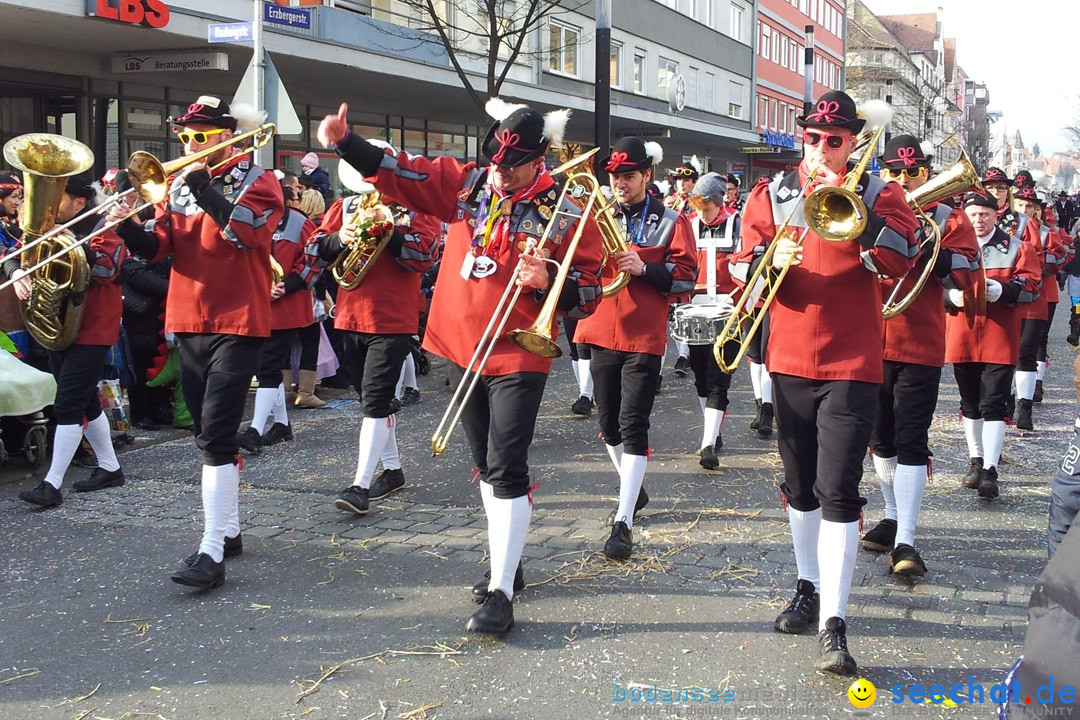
86, 0, 171, 29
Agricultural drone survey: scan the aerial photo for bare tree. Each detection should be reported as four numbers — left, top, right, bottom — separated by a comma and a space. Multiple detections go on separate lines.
1065, 95, 1080, 150
385, 0, 588, 113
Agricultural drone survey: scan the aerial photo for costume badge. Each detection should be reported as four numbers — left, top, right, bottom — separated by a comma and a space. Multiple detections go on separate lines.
522, 219, 533, 231
458, 188, 470, 202
472, 255, 497, 278
777, 186, 792, 201
459, 252, 476, 280
558, 217, 569, 231
538, 205, 552, 220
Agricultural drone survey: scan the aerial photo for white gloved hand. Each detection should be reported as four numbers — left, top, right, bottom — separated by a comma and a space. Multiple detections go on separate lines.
947, 289, 965, 308
985, 278, 1003, 303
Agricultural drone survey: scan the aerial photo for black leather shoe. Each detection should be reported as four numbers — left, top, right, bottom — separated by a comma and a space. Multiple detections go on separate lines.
860, 518, 896, 552
335, 485, 369, 515
750, 398, 762, 430
603, 520, 633, 560
1033, 379, 1044, 403
472, 562, 526, 599
978, 466, 999, 499
1016, 399, 1034, 431
184, 534, 243, 567
368, 468, 405, 501
699, 444, 719, 470
817, 616, 858, 675
19, 481, 62, 508
170, 553, 225, 589
889, 543, 927, 577
571, 395, 594, 416
261, 422, 293, 446
466, 590, 514, 634
774, 579, 820, 634
236, 427, 262, 454
400, 387, 421, 406
673, 355, 689, 378
961, 457, 983, 489
73, 467, 125, 493
757, 402, 774, 437
714, 431, 723, 451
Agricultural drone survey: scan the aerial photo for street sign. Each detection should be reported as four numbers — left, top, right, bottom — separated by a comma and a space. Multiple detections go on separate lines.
111, 51, 228, 73
740, 146, 780, 154
209, 22, 253, 43
614, 128, 670, 139
263, 3, 311, 29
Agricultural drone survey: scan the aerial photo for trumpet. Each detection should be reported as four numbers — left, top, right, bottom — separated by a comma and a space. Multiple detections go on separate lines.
430, 149, 607, 456
0, 123, 276, 294
328, 191, 395, 290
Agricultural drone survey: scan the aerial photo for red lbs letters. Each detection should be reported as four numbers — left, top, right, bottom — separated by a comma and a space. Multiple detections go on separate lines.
94, 0, 170, 29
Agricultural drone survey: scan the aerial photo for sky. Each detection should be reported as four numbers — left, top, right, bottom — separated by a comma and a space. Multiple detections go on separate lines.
861, 0, 1078, 155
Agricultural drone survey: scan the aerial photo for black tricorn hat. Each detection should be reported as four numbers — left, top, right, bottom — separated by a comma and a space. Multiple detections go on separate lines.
880, 134, 933, 170
982, 167, 1011, 186
964, 192, 998, 211
481, 98, 570, 168
797, 90, 865, 133
600, 137, 664, 175
172, 95, 238, 130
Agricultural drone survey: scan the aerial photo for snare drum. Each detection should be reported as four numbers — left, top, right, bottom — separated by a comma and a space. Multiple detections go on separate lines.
670, 303, 731, 345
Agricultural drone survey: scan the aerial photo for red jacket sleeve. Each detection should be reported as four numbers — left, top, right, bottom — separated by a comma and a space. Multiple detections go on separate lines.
864, 181, 920, 278
665, 212, 700, 297
939, 207, 979, 292
393, 211, 439, 274
1044, 226, 1067, 275
88, 227, 125, 286
1011, 237, 1043, 304
227, 171, 284, 255
363, 150, 476, 224
729, 179, 774, 286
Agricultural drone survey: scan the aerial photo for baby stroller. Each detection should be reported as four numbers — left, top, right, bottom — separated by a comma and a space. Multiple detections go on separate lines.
0, 347, 56, 470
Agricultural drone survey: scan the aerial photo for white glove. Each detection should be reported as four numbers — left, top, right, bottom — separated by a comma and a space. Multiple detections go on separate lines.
947, 289, 965, 308
985, 278, 1003, 303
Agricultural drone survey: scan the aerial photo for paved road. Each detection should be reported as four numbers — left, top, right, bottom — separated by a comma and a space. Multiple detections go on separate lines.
1, 326, 1072, 720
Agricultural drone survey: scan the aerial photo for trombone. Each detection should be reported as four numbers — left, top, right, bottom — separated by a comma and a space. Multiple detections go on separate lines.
430, 149, 606, 456
0, 123, 276, 293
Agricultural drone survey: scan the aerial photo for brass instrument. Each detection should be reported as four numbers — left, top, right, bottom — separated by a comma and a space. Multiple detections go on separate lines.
328, 191, 395, 290
3, 134, 95, 350
431, 149, 608, 456
881, 150, 984, 319
0, 123, 277, 291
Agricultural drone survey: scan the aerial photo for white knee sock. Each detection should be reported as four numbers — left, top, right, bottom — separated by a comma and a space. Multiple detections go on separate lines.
402, 353, 417, 390
962, 416, 984, 458
983, 420, 1006, 469
570, 359, 580, 386
894, 464, 927, 548
674, 340, 689, 359
485, 486, 531, 600
787, 507, 821, 588
605, 442, 623, 474
84, 413, 120, 472
44, 423, 84, 489
1015, 370, 1037, 400
702, 407, 724, 449
578, 358, 593, 398
250, 387, 277, 434
817, 519, 859, 629
270, 383, 289, 425
353, 416, 392, 488
1037, 360, 1047, 382
199, 463, 239, 563
381, 423, 401, 471
750, 361, 763, 400
615, 453, 648, 529
760, 369, 773, 404
871, 454, 898, 521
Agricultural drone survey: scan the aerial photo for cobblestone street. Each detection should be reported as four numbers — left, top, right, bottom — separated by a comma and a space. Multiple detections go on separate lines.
1, 330, 1071, 720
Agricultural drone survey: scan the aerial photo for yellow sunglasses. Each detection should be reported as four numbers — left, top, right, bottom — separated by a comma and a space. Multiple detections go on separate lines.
175, 127, 229, 145
881, 166, 928, 180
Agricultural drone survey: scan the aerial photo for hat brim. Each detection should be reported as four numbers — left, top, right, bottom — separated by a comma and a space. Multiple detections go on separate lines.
481, 121, 549, 167
878, 156, 932, 170
600, 156, 653, 175
797, 116, 865, 133
169, 113, 237, 131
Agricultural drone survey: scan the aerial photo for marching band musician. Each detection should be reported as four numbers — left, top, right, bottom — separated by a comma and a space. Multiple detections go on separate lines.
1012, 185, 1065, 430
733, 91, 919, 675
4, 174, 126, 508
235, 199, 322, 454
684, 172, 740, 470
111, 96, 285, 590
318, 98, 603, 635
574, 137, 697, 560
861, 136, 980, 578
313, 158, 439, 516
667, 161, 700, 378
946, 194, 1040, 499
1038, 204, 1072, 400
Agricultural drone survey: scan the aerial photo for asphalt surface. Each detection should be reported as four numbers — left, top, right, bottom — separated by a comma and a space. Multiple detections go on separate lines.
0, 322, 1072, 720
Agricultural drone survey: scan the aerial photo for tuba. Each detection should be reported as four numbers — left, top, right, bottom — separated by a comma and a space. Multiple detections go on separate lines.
881, 150, 984, 319
3, 134, 95, 351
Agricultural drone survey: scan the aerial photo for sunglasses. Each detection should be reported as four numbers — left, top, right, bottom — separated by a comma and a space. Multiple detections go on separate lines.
804, 131, 849, 149
175, 127, 229, 145
881, 166, 928, 180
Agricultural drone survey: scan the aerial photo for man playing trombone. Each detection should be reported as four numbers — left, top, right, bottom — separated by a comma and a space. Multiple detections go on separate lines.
733, 90, 919, 675
318, 98, 603, 636
110, 96, 285, 590
861, 135, 980, 577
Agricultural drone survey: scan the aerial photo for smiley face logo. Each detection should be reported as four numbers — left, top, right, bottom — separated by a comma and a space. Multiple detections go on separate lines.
848, 678, 876, 709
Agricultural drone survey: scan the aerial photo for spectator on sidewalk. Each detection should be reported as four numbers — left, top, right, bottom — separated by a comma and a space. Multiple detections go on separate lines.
300, 152, 331, 201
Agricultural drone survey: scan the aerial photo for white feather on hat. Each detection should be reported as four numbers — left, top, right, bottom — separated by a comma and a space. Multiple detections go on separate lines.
542, 108, 571, 147
87, 181, 109, 208
919, 141, 935, 157
689, 155, 703, 174
229, 102, 267, 133
857, 100, 894, 131
485, 97, 526, 122
644, 141, 664, 166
